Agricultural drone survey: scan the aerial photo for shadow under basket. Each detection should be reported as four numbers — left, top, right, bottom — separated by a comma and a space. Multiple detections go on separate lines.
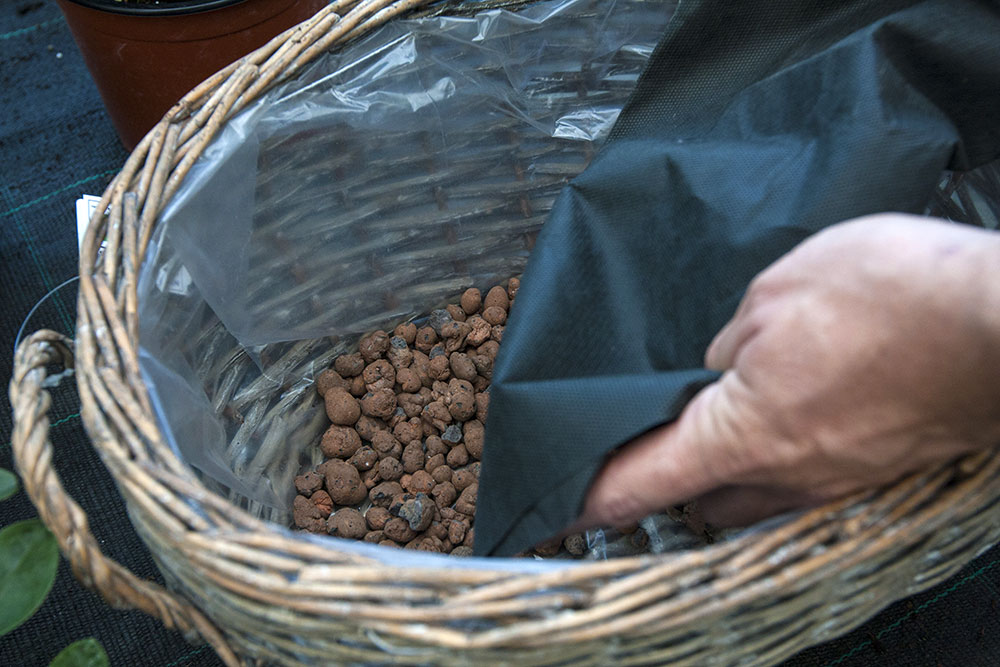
10, 0, 1000, 665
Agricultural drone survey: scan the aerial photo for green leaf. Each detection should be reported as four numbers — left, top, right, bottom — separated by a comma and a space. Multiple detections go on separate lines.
0, 468, 18, 501
0, 518, 59, 636
49, 638, 110, 667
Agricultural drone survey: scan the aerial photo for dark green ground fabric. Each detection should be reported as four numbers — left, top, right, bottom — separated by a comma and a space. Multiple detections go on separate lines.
476, 0, 1000, 557
2, 2, 1000, 666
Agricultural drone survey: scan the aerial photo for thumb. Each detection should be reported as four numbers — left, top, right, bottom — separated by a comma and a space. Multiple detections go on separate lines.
572, 379, 741, 531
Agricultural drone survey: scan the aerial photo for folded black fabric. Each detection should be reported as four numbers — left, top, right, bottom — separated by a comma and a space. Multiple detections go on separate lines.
475, 0, 1000, 556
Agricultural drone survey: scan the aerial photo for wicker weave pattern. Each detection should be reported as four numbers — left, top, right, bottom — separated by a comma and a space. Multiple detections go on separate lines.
9, 1, 1000, 665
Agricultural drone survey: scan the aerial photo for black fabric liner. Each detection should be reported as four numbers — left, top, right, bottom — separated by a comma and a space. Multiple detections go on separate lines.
1, 1, 999, 665
476, 0, 1000, 557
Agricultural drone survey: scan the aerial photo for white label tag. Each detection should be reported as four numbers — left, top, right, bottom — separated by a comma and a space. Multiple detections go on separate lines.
75, 194, 190, 296
76, 194, 108, 256
76, 194, 101, 250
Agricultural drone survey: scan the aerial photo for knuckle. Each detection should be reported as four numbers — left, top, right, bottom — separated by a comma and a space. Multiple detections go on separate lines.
592, 483, 644, 528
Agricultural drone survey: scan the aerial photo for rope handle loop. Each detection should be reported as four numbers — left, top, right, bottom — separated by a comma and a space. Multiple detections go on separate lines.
9, 330, 239, 667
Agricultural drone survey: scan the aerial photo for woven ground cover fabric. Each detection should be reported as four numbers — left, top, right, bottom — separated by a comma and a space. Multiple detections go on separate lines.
476, 0, 1000, 557
0, 1, 999, 666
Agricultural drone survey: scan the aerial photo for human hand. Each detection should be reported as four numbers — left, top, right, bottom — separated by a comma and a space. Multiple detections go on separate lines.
576, 213, 1000, 530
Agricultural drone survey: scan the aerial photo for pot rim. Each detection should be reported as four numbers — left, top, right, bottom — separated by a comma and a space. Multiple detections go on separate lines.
61, 0, 249, 17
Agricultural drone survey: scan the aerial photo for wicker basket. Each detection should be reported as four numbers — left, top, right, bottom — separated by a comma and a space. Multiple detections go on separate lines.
10, 1, 1000, 665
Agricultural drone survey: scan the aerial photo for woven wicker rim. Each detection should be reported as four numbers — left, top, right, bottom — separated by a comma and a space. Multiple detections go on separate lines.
10, 1, 1000, 665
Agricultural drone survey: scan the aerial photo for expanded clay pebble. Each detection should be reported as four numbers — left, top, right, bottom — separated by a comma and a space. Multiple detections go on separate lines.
363, 360, 395, 392
466, 316, 491, 347
460, 288, 482, 315
370, 481, 403, 507
366, 506, 391, 530
324, 460, 367, 506
483, 285, 509, 312
347, 446, 377, 472
401, 441, 425, 473
293, 495, 325, 533
482, 306, 506, 326
325, 388, 360, 425
296, 278, 587, 558
507, 277, 520, 300
384, 517, 417, 543
397, 368, 421, 393
463, 420, 485, 460
377, 457, 404, 481
320, 425, 361, 459
394, 322, 417, 345
359, 330, 390, 362
407, 470, 435, 494
311, 490, 334, 516
334, 353, 365, 377
328, 508, 366, 539
294, 471, 323, 496
361, 388, 397, 419
387, 336, 413, 369
414, 326, 437, 352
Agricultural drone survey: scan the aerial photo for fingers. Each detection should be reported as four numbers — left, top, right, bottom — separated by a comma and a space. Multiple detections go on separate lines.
705, 285, 762, 371
696, 484, 827, 527
573, 381, 733, 531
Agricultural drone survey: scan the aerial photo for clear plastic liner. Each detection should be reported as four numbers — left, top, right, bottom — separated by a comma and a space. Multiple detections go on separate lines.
130, 0, 1000, 559
136, 0, 678, 522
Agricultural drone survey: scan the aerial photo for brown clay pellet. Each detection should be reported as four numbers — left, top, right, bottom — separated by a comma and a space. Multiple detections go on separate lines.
294, 471, 323, 496
424, 452, 446, 473
359, 330, 390, 363
311, 490, 334, 516
431, 465, 452, 484
446, 444, 469, 468
483, 305, 506, 325
431, 481, 458, 509
328, 508, 366, 539
407, 470, 435, 494
363, 359, 395, 392
320, 425, 362, 459
325, 388, 360, 426
334, 353, 365, 378
366, 507, 391, 531
377, 457, 404, 482
393, 322, 417, 346
324, 460, 367, 506
346, 445, 377, 470
483, 285, 509, 312
361, 388, 397, 420
506, 277, 520, 301
460, 288, 482, 315
369, 481, 403, 508
401, 441, 425, 473
445, 303, 466, 322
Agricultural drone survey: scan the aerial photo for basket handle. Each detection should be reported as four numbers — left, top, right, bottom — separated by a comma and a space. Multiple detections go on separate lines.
9, 330, 239, 667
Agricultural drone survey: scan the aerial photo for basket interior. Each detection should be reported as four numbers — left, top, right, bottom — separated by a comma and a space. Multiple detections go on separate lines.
135, 0, 678, 527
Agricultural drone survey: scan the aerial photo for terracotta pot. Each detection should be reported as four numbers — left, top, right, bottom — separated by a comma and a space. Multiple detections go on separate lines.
57, 0, 327, 150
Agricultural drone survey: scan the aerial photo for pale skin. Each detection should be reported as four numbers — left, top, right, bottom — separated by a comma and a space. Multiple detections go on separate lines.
575, 213, 1000, 531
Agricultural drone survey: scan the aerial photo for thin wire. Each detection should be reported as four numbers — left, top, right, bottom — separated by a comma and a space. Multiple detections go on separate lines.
14, 275, 80, 352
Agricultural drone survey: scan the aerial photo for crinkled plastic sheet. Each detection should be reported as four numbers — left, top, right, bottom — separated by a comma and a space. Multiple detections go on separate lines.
136, 0, 677, 524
